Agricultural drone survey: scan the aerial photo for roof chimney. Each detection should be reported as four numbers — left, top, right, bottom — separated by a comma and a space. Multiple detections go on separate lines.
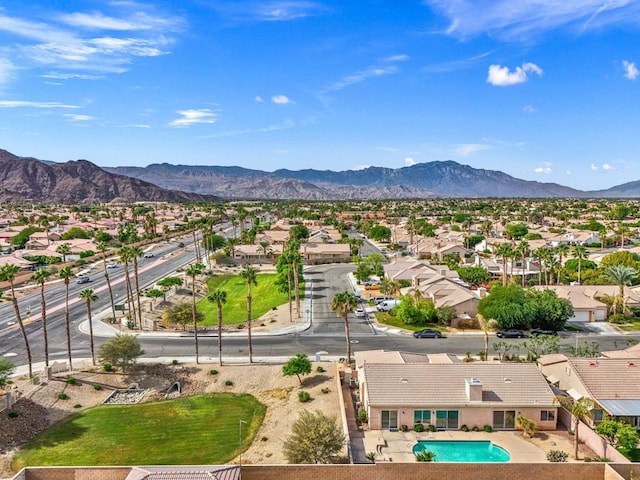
465, 378, 483, 402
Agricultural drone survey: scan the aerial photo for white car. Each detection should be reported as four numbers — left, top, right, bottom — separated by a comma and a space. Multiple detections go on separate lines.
355, 308, 366, 317
143, 252, 154, 258
106, 262, 117, 269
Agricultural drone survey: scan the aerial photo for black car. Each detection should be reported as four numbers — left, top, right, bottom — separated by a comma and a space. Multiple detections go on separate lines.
495, 329, 527, 338
530, 328, 559, 336
413, 329, 444, 339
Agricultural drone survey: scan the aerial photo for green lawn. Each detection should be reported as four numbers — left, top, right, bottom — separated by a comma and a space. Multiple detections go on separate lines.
198, 274, 301, 326
12, 393, 265, 469
374, 312, 444, 332
615, 319, 640, 332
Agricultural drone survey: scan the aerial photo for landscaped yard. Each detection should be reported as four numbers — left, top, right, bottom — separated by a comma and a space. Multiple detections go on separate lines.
199, 274, 301, 325
12, 393, 266, 468
374, 311, 444, 332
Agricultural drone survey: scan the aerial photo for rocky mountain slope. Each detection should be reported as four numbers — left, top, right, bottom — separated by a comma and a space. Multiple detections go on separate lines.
106, 160, 584, 199
0, 150, 218, 203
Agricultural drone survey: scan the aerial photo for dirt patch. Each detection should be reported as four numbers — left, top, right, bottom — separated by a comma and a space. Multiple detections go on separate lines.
0, 361, 341, 479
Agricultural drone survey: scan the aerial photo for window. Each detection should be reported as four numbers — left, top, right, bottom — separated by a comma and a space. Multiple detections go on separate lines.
493, 410, 516, 429
414, 410, 431, 425
540, 410, 555, 422
435, 410, 459, 429
381, 410, 398, 430
592, 409, 604, 424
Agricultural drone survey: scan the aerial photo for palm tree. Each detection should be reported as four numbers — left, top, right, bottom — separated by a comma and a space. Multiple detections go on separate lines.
59, 266, 74, 370
96, 241, 117, 322
206, 289, 227, 366
226, 237, 240, 258
516, 240, 529, 287
79, 288, 98, 365
240, 265, 258, 363
185, 262, 205, 363
258, 240, 272, 259
495, 243, 513, 286
118, 246, 137, 328
605, 265, 638, 315
331, 291, 358, 364
287, 242, 302, 318
1, 265, 33, 377
572, 245, 588, 285
32, 268, 52, 368
555, 243, 570, 284
554, 395, 595, 459
56, 242, 72, 263
130, 246, 144, 324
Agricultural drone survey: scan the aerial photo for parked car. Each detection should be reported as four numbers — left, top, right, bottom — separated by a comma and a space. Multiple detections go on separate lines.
143, 252, 155, 258
76, 275, 90, 284
355, 307, 366, 317
377, 299, 401, 312
106, 262, 117, 269
530, 328, 559, 336
413, 329, 444, 339
496, 328, 527, 338
373, 296, 394, 305
178, 242, 185, 247
363, 279, 380, 286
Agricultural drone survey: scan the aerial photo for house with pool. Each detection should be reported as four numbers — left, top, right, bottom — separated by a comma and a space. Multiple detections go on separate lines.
356, 357, 557, 432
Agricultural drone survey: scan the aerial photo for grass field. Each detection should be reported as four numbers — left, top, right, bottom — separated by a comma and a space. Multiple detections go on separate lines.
12, 393, 266, 469
198, 274, 302, 326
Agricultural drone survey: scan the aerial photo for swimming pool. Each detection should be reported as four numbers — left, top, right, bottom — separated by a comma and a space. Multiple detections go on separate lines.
413, 440, 510, 462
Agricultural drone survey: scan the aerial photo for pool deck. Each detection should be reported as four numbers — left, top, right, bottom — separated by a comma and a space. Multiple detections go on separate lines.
364, 430, 548, 463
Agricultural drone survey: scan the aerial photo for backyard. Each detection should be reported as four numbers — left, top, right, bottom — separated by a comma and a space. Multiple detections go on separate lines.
11, 392, 266, 469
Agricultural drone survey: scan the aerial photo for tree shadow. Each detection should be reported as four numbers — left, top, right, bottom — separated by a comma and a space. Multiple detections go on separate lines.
302, 374, 331, 389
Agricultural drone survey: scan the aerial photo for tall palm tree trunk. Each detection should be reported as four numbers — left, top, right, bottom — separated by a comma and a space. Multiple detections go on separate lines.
293, 258, 301, 318
10, 283, 32, 377
247, 292, 253, 363
287, 266, 293, 323
102, 259, 117, 322
123, 261, 136, 328
64, 283, 73, 370
343, 313, 352, 362
39, 283, 49, 367
133, 258, 142, 327
217, 302, 223, 366
86, 301, 96, 366
191, 274, 199, 364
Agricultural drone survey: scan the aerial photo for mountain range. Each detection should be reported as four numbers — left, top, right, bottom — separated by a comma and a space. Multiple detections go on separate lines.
1, 148, 640, 202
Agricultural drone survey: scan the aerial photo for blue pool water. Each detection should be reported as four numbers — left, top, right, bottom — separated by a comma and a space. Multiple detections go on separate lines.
413, 440, 510, 462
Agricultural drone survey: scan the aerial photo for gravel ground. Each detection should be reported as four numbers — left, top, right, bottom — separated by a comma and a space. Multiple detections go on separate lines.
0, 361, 341, 479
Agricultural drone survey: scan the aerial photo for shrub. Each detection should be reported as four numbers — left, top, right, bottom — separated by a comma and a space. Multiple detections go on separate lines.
415, 450, 436, 462
210, 369, 218, 375
73, 404, 82, 409
172, 359, 179, 365
414, 423, 425, 432
460, 424, 469, 432
237, 323, 245, 329
66, 377, 77, 385
93, 384, 102, 391
609, 313, 628, 324
483, 425, 493, 433
57, 393, 69, 400
298, 391, 311, 403
357, 407, 368, 423
321, 387, 330, 394
428, 424, 437, 432
547, 450, 568, 462
472, 426, 481, 432
401, 424, 409, 432
584, 456, 611, 462
316, 366, 325, 373
261, 436, 268, 442
103, 363, 114, 372
7, 411, 19, 418
225, 380, 234, 386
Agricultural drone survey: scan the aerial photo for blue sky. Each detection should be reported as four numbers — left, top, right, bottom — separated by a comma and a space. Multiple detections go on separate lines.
1, 1, 640, 191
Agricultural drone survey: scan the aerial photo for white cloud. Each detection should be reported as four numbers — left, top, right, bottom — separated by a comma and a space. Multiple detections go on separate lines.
271, 94, 292, 105
0, 100, 80, 108
565, 170, 572, 175
59, 11, 179, 31
623, 60, 639, 80
254, 95, 264, 102
523, 104, 536, 113
202, 119, 294, 138
320, 54, 410, 94
383, 54, 409, 62
591, 163, 599, 170
42, 72, 105, 80
602, 163, 614, 170
123, 123, 150, 128
487, 62, 543, 86
424, 0, 640, 42
64, 113, 93, 121
455, 143, 491, 156
404, 157, 417, 166
212, 1, 329, 22
169, 109, 218, 127
0, 58, 16, 87
534, 166, 552, 174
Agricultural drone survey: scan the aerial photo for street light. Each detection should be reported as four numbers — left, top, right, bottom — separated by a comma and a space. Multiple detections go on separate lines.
239, 419, 247, 478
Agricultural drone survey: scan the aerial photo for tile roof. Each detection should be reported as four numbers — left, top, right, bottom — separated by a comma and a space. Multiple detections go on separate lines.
569, 358, 640, 400
363, 363, 555, 408
127, 466, 239, 480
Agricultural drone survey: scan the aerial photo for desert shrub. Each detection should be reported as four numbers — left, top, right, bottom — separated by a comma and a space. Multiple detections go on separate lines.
298, 391, 311, 403
316, 366, 325, 373
609, 313, 629, 324
547, 450, 568, 462
357, 407, 368, 423
321, 387, 330, 394
472, 426, 481, 432
414, 423, 425, 432
103, 363, 114, 372
428, 424, 437, 432
483, 425, 493, 432
93, 384, 102, 391
172, 359, 179, 365
7, 411, 19, 418
460, 424, 469, 432
73, 404, 82, 409
57, 393, 69, 400
66, 377, 77, 385
415, 450, 436, 462
225, 380, 234, 386
210, 369, 218, 375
